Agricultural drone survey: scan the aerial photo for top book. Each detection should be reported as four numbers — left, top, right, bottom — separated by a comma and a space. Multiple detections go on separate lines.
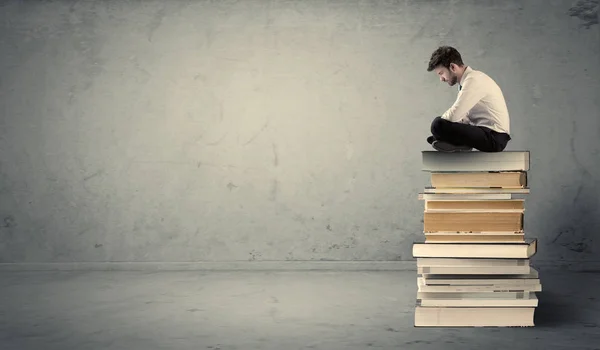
422, 151, 530, 172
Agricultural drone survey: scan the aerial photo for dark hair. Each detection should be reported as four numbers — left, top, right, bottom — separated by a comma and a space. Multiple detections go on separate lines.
427, 46, 464, 71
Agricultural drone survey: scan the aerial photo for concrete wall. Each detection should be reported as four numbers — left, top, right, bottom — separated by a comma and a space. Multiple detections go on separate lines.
0, 0, 598, 266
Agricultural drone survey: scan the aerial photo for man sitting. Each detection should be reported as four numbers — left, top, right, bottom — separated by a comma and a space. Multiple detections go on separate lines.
426, 46, 511, 152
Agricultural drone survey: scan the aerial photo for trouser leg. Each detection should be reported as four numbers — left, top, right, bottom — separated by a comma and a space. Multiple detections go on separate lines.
430, 116, 510, 152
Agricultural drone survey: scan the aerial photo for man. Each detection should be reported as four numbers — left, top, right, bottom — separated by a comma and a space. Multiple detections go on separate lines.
425, 46, 511, 152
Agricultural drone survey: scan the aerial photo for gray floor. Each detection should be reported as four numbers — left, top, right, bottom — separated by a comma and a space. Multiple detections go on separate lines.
1, 269, 599, 350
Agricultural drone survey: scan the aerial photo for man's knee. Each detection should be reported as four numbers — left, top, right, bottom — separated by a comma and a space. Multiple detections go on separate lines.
496, 138, 510, 152
490, 133, 511, 152
430, 116, 446, 136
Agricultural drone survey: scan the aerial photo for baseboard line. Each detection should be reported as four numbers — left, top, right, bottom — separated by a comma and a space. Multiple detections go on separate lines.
0, 260, 599, 272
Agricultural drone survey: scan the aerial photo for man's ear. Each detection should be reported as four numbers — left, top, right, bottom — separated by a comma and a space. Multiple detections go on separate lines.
449, 63, 457, 72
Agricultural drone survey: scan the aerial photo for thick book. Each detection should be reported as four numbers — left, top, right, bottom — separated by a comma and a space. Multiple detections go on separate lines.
412, 239, 537, 258
414, 306, 535, 327
423, 211, 524, 233
422, 151, 530, 172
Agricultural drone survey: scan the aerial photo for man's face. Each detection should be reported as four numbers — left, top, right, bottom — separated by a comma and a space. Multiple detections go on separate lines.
434, 64, 458, 86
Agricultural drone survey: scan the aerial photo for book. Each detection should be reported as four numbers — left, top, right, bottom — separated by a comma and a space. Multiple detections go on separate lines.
421, 151, 530, 172
423, 187, 530, 194
417, 256, 533, 275
424, 199, 524, 211
423, 211, 524, 233
414, 306, 535, 327
430, 171, 527, 188
417, 264, 534, 275
417, 283, 542, 293
412, 239, 537, 259
417, 257, 530, 267
424, 234, 525, 243
416, 292, 538, 307
417, 272, 542, 292
418, 193, 513, 200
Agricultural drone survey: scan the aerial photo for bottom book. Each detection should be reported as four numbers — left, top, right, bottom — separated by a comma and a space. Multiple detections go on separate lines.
414, 306, 535, 327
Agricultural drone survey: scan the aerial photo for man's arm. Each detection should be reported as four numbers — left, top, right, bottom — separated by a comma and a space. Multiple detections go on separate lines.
441, 75, 486, 122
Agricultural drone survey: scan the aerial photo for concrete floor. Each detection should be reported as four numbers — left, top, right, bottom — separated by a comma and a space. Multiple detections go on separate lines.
1, 270, 599, 350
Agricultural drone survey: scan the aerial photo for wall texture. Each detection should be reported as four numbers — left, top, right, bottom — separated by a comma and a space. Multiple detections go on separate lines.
0, 0, 598, 265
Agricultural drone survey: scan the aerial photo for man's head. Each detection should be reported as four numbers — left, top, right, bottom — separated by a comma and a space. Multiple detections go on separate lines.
427, 46, 466, 86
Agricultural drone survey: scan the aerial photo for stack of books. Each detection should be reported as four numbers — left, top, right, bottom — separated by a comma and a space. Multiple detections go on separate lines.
412, 151, 541, 327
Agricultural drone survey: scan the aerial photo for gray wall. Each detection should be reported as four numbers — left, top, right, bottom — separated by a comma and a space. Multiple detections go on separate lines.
0, 0, 598, 265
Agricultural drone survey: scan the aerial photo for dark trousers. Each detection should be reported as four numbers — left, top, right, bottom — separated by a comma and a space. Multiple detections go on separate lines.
430, 116, 511, 152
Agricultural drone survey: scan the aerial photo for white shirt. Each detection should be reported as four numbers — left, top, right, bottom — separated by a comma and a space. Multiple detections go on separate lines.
441, 66, 510, 135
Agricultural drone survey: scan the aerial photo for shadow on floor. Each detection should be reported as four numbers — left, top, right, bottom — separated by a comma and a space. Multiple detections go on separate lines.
534, 290, 598, 329
534, 291, 571, 327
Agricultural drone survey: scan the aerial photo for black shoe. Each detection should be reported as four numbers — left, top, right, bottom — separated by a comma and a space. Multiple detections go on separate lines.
427, 135, 436, 144
432, 140, 473, 152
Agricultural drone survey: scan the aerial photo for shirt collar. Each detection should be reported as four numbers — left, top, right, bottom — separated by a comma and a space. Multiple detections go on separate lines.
459, 66, 472, 90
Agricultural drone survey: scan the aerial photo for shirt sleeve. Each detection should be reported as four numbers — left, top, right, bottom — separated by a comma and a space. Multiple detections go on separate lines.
441, 75, 486, 122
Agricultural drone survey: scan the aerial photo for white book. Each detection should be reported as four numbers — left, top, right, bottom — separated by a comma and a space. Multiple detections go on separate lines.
423, 187, 530, 194
412, 239, 537, 259
421, 151, 530, 172
415, 306, 536, 327
417, 258, 530, 267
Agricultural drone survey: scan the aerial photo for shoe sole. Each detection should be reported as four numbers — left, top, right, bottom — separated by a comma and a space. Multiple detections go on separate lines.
432, 141, 472, 152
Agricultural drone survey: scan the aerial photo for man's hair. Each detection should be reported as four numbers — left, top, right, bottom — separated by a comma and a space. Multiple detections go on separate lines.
427, 46, 464, 71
